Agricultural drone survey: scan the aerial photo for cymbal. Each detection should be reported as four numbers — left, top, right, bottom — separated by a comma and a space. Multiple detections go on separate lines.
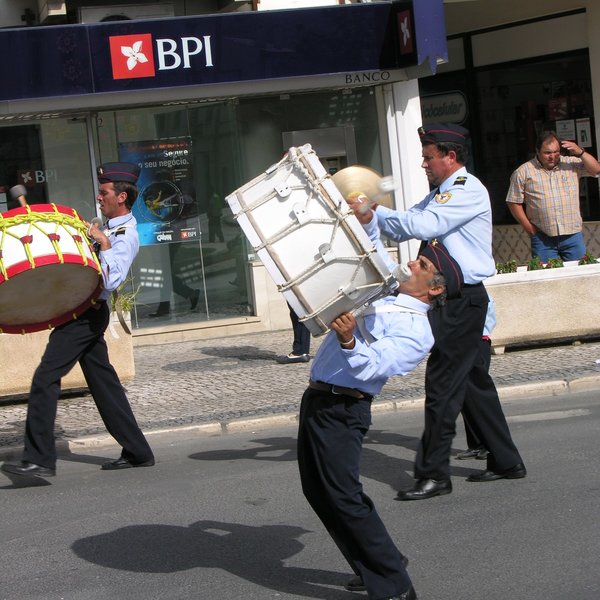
331, 165, 393, 208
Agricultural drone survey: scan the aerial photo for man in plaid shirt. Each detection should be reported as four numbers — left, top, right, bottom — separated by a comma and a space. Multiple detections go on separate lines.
505, 130, 600, 262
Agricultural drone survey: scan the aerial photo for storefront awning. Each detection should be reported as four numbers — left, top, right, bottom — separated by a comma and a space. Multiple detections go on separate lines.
0, 1, 446, 107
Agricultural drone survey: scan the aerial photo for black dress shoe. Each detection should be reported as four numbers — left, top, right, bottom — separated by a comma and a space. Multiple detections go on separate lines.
466, 462, 527, 482
101, 457, 155, 470
456, 448, 489, 460
396, 478, 452, 501
275, 353, 310, 364
149, 301, 170, 318
387, 584, 417, 600
345, 555, 409, 591
190, 289, 200, 310
1, 461, 56, 477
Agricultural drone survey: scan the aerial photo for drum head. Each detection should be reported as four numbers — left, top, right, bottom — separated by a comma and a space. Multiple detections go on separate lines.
0, 265, 102, 333
331, 165, 393, 208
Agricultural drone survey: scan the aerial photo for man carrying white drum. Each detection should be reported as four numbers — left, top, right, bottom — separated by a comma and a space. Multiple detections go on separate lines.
1, 162, 154, 479
297, 224, 463, 599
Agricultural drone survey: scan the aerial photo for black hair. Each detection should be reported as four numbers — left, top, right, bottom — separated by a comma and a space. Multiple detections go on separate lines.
112, 181, 138, 210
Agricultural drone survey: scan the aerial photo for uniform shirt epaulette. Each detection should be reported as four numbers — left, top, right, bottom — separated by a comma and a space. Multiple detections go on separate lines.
114, 227, 128, 236
453, 176, 468, 186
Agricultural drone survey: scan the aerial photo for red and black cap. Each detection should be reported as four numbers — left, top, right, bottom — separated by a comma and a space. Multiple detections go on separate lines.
97, 162, 141, 184
419, 240, 464, 299
418, 123, 469, 146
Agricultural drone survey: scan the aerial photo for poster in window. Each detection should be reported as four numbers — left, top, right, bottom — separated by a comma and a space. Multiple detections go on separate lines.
576, 118, 592, 149
118, 138, 199, 246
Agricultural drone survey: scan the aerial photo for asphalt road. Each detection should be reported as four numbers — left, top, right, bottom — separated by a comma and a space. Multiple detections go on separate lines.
0, 390, 598, 600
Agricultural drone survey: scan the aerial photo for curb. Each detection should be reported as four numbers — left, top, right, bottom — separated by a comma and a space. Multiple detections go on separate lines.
1, 377, 599, 462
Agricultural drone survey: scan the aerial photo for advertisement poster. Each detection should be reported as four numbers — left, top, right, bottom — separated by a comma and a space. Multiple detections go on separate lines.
576, 118, 593, 148
118, 138, 200, 246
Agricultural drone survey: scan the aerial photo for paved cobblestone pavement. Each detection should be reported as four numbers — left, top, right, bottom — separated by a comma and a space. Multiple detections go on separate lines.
1, 330, 600, 453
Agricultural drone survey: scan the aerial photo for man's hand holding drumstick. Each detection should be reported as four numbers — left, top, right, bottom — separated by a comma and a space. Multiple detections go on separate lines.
84, 219, 111, 251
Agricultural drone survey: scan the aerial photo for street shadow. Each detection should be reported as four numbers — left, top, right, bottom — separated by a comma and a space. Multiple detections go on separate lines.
57, 447, 111, 466
190, 436, 297, 463
0, 470, 53, 488
188, 432, 479, 492
363, 429, 486, 483
72, 520, 354, 599
161, 346, 279, 372
201, 345, 278, 361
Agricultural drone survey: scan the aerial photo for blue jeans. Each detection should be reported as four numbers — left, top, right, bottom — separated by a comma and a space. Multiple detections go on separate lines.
531, 231, 586, 262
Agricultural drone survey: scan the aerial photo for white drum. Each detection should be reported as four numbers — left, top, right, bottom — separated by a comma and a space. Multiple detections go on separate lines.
226, 144, 396, 336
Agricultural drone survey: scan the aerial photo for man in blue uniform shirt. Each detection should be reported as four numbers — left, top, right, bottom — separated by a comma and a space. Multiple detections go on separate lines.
2, 162, 154, 479
368, 123, 525, 500
298, 238, 462, 600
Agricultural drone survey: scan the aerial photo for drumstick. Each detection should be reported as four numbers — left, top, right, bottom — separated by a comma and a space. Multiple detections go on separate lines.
88, 217, 103, 237
355, 176, 398, 214
9, 184, 28, 207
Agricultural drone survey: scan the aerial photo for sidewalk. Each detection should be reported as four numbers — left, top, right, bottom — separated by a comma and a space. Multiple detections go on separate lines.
1, 329, 600, 457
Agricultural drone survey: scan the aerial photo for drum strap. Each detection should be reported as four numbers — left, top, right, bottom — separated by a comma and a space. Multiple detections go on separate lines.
112, 290, 132, 335
357, 304, 428, 346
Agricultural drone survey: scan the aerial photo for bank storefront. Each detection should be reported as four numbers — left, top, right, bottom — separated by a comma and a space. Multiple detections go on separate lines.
0, 1, 446, 343
418, 5, 600, 263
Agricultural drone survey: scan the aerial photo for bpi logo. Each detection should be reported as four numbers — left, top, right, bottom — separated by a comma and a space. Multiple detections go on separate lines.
109, 33, 213, 80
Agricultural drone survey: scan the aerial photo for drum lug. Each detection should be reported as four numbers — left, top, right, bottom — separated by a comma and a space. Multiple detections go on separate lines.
340, 282, 360, 299
293, 203, 310, 225
275, 183, 292, 198
318, 243, 336, 264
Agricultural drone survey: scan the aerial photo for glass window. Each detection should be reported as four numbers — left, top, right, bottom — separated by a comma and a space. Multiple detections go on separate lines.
94, 87, 382, 331
420, 51, 598, 224
0, 118, 94, 216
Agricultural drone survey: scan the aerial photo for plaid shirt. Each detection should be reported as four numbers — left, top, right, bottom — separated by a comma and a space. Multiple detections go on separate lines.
505, 156, 590, 236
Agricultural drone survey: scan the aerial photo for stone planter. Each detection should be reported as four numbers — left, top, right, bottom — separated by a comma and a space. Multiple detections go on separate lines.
0, 311, 135, 398
485, 262, 600, 352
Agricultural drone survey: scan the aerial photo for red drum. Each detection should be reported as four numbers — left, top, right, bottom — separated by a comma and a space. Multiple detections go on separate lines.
0, 204, 102, 334
226, 144, 396, 336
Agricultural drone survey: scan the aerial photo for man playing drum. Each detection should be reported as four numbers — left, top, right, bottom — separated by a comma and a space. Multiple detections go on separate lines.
1, 162, 154, 479
297, 203, 463, 600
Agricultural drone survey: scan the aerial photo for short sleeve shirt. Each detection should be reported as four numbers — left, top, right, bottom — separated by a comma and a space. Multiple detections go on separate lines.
505, 156, 590, 236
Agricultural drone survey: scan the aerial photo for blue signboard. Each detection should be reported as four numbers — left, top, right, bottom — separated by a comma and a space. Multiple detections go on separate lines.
0, 1, 446, 103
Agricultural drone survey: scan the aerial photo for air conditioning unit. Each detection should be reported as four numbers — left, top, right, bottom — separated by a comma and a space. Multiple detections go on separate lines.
78, 3, 175, 24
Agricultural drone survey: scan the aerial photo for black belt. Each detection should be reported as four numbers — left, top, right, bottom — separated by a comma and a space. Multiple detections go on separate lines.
90, 299, 107, 310
309, 380, 371, 400
463, 282, 484, 288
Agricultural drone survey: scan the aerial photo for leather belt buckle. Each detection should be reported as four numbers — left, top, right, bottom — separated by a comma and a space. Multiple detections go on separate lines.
331, 385, 344, 396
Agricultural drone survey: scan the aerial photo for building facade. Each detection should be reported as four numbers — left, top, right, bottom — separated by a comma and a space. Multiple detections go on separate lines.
0, 0, 598, 345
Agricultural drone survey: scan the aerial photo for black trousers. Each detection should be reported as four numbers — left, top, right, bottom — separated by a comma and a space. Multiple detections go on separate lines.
23, 303, 154, 470
288, 304, 311, 355
415, 284, 522, 480
297, 388, 411, 600
461, 338, 492, 450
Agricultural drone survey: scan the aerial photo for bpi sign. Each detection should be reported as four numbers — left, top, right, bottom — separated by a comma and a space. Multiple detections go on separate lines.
109, 33, 213, 80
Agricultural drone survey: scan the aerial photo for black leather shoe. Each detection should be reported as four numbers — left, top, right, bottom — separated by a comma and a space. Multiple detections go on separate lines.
387, 584, 417, 600
1, 461, 55, 477
456, 448, 489, 460
345, 555, 409, 591
149, 301, 170, 318
275, 353, 310, 364
101, 457, 155, 470
467, 463, 527, 482
456, 448, 480, 460
396, 478, 452, 501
